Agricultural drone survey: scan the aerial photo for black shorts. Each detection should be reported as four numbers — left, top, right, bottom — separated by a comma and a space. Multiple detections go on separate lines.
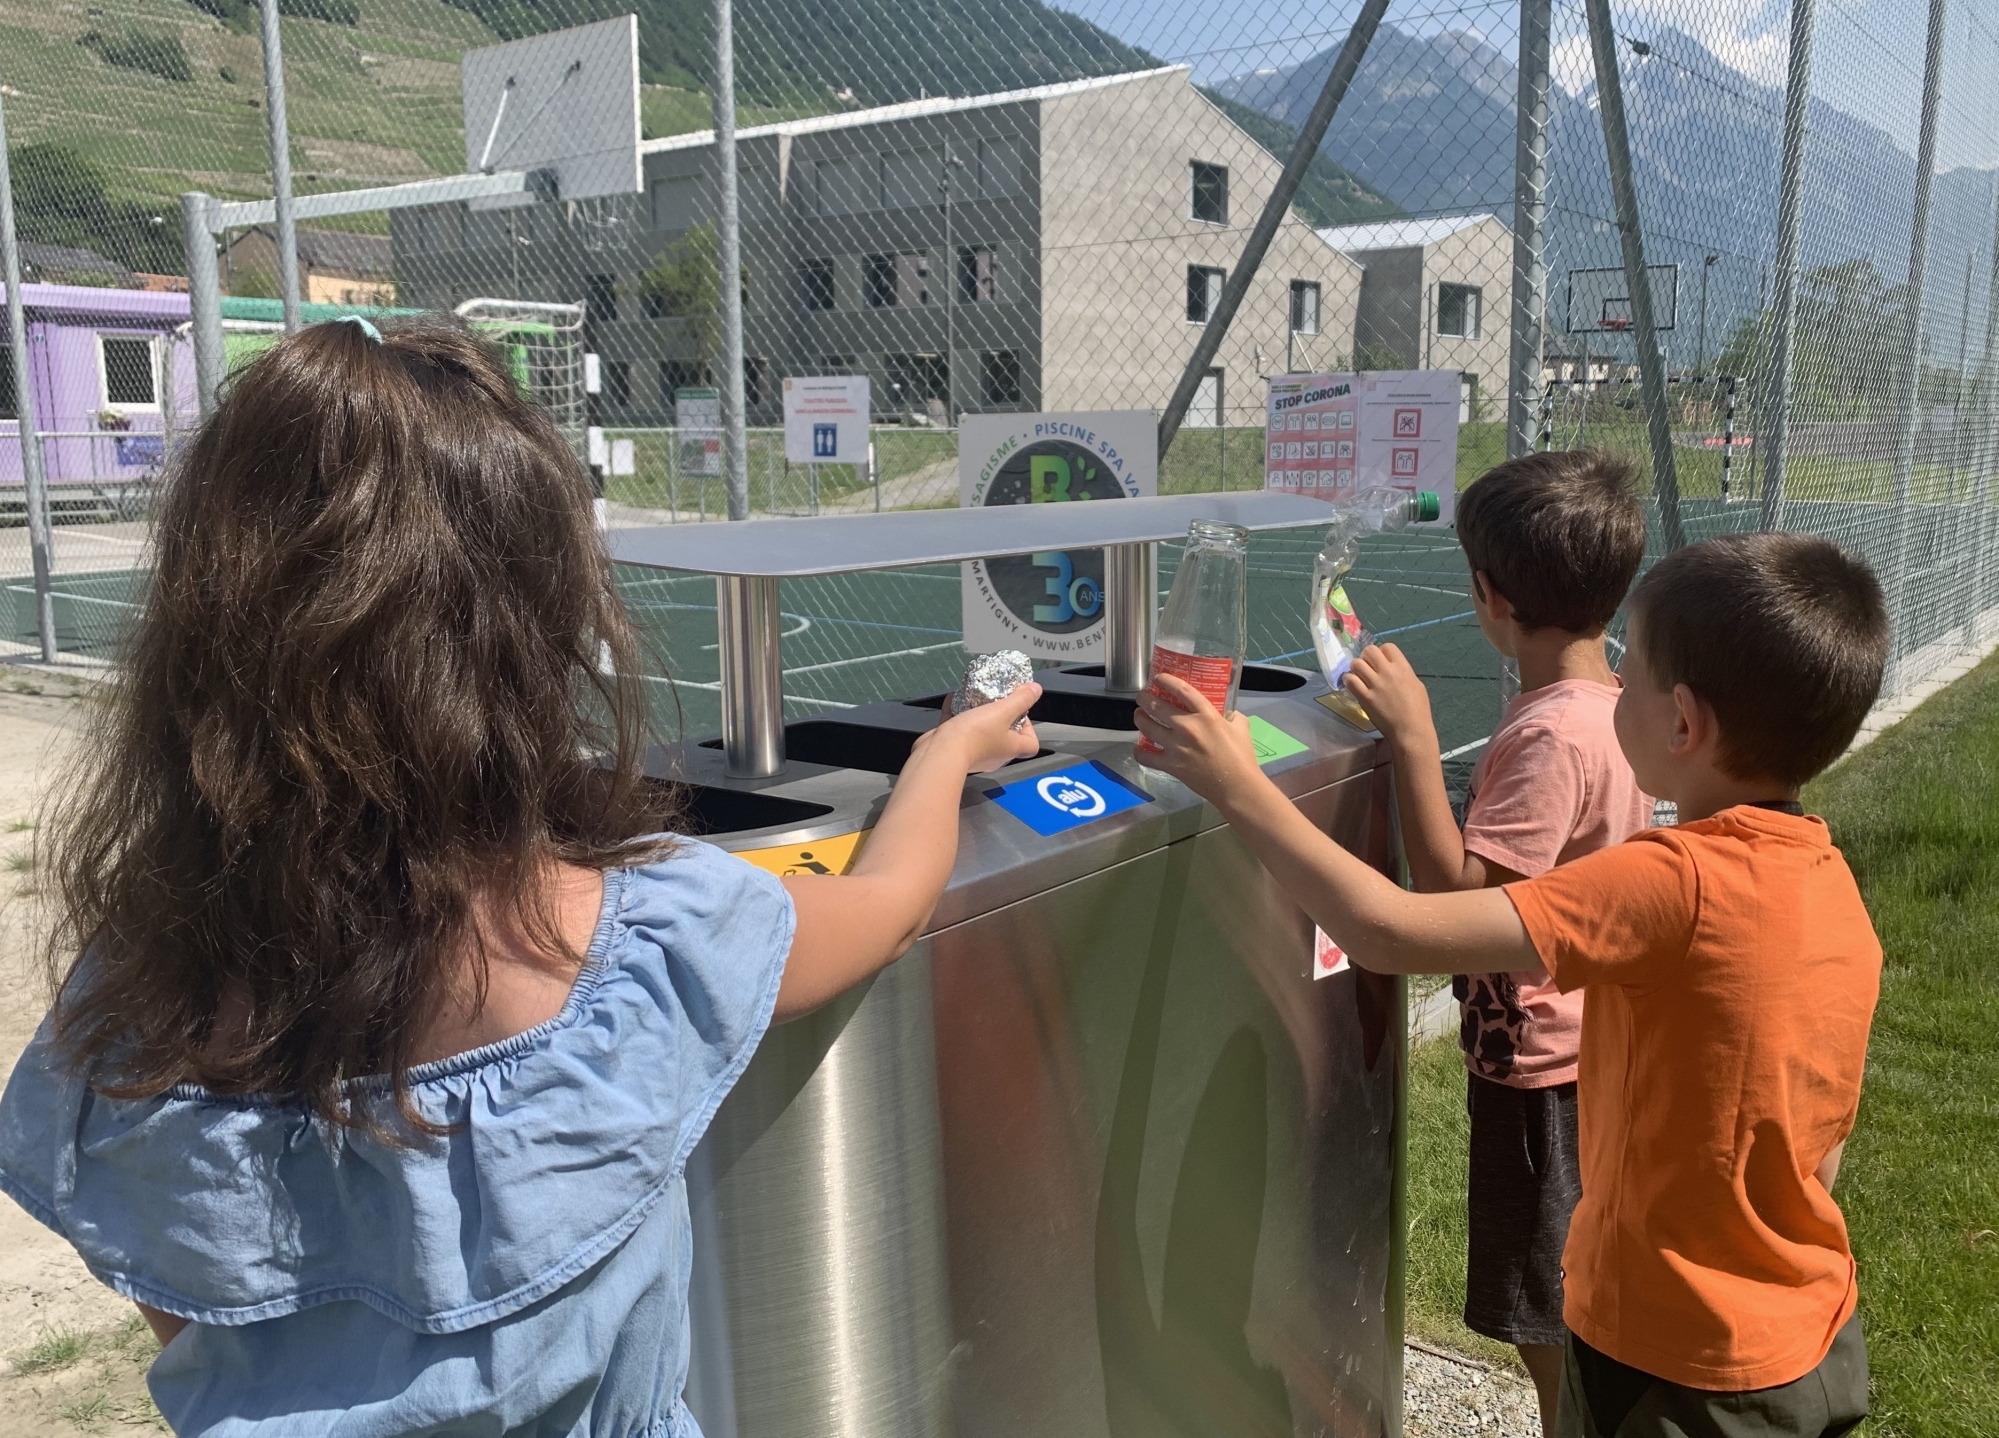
1464, 1072, 1581, 1347
1556, 1312, 1868, 1437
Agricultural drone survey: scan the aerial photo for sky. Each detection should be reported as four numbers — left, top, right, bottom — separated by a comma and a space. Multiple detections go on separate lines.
1054, 0, 1999, 172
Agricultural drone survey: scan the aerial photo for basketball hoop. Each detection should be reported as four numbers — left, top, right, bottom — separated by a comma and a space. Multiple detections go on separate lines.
1601, 317, 1632, 332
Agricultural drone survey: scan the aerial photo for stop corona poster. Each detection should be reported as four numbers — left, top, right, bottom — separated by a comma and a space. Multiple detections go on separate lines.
959, 412, 1158, 658
1264, 370, 1460, 523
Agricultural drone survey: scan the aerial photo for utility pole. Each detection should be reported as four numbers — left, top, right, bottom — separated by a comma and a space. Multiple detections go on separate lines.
1697, 253, 1719, 375
257, 0, 302, 332
0, 79, 56, 660
1506, 0, 1552, 459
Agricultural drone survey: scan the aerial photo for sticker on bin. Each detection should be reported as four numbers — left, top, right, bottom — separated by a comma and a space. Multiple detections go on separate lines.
1313, 926, 1350, 980
735, 828, 872, 877
988, 761, 1151, 836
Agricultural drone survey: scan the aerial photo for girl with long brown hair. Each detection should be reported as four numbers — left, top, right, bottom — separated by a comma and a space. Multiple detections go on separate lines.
0, 319, 1038, 1436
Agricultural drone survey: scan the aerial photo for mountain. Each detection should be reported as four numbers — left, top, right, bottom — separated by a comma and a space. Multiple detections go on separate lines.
1215, 22, 1997, 361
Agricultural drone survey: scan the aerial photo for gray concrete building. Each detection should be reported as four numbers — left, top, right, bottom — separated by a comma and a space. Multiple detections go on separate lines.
1317, 213, 1512, 417
391, 67, 1361, 428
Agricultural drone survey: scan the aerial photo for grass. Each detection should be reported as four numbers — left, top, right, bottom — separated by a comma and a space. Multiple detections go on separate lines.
1808, 651, 1999, 1436
1399, 651, 1999, 1427
11, 1326, 89, 1376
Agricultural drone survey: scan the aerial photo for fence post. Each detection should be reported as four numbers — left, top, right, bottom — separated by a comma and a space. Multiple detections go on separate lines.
257, 0, 302, 334
0, 82, 57, 662
713, 0, 750, 522
182, 194, 227, 417
1886, 0, 1951, 694
1507, 0, 1552, 461
1968, 183, 1999, 646
1157, 0, 1390, 458
1759, 0, 1818, 532
1583, 0, 1684, 550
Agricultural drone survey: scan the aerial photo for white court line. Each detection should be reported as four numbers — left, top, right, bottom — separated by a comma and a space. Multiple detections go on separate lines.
780, 639, 961, 676
701, 614, 813, 650
1440, 736, 1490, 761
638, 674, 854, 708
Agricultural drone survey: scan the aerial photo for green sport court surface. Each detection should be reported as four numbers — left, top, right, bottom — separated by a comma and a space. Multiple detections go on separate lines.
6, 527, 1502, 784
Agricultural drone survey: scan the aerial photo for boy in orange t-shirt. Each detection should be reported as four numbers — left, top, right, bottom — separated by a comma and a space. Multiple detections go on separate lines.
1135, 532, 1887, 1437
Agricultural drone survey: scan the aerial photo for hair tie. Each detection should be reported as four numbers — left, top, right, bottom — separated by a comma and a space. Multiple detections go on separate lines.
337, 315, 383, 343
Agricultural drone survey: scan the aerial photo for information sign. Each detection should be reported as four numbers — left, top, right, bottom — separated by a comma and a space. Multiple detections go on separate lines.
676, 387, 722, 477
783, 375, 871, 464
958, 412, 1158, 659
1264, 370, 1460, 523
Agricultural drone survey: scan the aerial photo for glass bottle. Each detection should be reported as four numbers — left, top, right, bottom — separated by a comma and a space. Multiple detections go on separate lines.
1311, 488, 1440, 729
1138, 519, 1248, 755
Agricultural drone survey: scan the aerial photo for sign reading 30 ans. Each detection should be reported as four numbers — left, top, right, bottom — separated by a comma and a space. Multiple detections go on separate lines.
958, 412, 1158, 660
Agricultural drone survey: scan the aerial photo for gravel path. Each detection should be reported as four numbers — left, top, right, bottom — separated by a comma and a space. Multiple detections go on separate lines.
1404, 1341, 1544, 1438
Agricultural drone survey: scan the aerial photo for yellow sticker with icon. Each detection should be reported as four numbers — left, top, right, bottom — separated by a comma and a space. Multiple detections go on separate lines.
733, 828, 872, 877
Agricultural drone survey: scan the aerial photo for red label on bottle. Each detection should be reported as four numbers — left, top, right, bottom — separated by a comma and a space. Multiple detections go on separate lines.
1137, 646, 1236, 754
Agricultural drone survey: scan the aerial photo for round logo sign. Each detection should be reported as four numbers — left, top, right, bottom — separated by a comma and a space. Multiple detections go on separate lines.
982, 439, 1128, 635
1036, 773, 1106, 818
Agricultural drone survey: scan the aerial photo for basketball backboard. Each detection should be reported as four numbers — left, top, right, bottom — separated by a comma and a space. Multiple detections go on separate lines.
1565, 264, 1679, 333
462, 15, 641, 202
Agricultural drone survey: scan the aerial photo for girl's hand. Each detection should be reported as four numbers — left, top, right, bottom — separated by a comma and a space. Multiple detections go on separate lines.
1343, 643, 1436, 751
1132, 673, 1262, 802
925, 682, 1042, 774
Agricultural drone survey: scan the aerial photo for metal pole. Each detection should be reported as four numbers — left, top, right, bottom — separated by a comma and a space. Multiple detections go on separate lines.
1507, 0, 1552, 460
1102, 543, 1154, 693
1157, 0, 1390, 458
717, 574, 784, 776
942, 147, 956, 426
1886, 0, 1950, 691
0, 85, 57, 662
1965, 181, 1999, 644
1583, 0, 1684, 549
713, 0, 749, 522
1697, 255, 1716, 375
181, 193, 227, 417
257, 0, 302, 333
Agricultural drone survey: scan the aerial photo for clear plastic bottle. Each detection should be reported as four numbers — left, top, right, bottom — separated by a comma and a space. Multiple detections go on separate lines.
1311, 488, 1441, 730
1138, 519, 1248, 755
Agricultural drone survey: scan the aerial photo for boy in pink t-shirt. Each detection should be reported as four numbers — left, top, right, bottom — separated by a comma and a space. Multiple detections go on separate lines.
1345, 450, 1650, 1433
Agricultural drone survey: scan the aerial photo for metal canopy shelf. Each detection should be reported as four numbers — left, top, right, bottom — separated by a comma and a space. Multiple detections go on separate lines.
607, 491, 1344, 577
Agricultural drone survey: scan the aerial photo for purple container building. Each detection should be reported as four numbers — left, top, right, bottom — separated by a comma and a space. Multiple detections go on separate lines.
1, 284, 196, 502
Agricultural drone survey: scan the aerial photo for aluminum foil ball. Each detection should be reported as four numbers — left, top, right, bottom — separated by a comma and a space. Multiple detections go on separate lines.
952, 650, 1035, 731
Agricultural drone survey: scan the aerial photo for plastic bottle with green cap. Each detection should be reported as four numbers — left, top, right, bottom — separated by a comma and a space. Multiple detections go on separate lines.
1310, 488, 1441, 730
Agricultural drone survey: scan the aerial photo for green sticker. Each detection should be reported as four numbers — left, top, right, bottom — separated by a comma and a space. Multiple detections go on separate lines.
1248, 715, 1309, 765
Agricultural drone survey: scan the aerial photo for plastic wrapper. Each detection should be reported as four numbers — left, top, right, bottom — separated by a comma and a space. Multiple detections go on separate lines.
953, 651, 1034, 730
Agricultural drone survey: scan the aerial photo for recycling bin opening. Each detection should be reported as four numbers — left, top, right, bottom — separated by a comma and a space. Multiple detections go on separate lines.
701, 719, 1054, 776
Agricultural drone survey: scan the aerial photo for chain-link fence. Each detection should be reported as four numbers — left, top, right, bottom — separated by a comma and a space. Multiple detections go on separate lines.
4, 0, 1997, 759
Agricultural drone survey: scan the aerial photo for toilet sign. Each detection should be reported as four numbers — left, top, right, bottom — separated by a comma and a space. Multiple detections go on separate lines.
783, 375, 870, 464
959, 412, 1158, 658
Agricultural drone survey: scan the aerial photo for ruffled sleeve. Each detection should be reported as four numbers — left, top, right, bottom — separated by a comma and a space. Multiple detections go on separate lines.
0, 838, 793, 1334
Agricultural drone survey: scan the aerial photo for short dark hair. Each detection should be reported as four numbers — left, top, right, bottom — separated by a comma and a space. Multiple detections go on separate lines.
1628, 533, 1889, 786
1455, 450, 1648, 632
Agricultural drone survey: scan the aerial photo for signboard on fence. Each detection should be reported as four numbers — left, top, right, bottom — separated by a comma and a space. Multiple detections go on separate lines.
783, 375, 870, 464
675, 387, 722, 476
1264, 370, 1461, 523
959, 412, 1157, 659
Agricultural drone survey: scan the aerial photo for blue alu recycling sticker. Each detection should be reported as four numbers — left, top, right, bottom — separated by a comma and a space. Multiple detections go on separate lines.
987, 760, 1151, 836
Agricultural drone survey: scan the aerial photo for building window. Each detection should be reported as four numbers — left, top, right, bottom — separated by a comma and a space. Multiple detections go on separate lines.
977, 138, 1023, 199
885, 352, 949, 410
798, 257, 835, 311
100, 336, 158, 410
602, 360, 632, 409
1186, 368, 1223, 428
865, 252, 930, 308
1437, 282, 1482, 339
819, 354, 857, 374
1290, 280, 1320, 335
1190, 162, 1229, 225
1187, 265, 1225, 324
815, 157, 876, 216
744, 356, 766, 406
958, 246, 995, 303
882, 149, 942, 210
660, 359, 706, 398
586, 274, 618, 323
0, 345, 14, 421
980, 350, 1022, 405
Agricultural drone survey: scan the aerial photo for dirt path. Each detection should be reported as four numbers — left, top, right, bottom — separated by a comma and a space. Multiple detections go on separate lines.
0, 669, 164, 1433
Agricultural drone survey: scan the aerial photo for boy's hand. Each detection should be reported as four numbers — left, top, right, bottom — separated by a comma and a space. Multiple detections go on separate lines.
927, 683, 1043, 774
1343, 644, 1438, 751
1133, 673, 1263, 802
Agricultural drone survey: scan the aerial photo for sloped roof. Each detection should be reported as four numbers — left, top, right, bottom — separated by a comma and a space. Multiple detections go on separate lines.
1316, 213, 1500, 254
19, 241, 137, 287
639, 67, 1186, 155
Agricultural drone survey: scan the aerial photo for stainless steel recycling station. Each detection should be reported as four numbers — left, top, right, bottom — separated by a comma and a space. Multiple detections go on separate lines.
609, 492, 1411, 1438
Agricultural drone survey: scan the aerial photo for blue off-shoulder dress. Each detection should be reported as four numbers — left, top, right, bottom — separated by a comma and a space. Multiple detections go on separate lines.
0, 839, 793, 1438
